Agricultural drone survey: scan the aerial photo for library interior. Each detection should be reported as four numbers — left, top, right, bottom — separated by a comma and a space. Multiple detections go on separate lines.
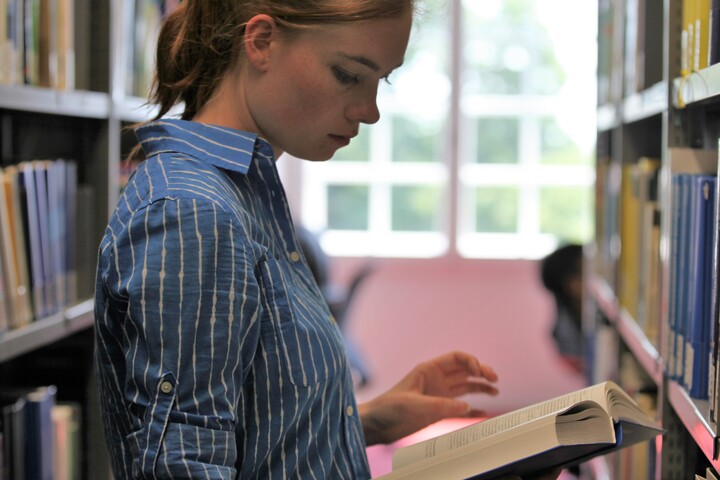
2, 0, 720, 479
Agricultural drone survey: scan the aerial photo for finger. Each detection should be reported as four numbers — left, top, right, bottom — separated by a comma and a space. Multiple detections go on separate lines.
467, 408, 487, 418
448, 380, 500, 397
434, 352, 499, 382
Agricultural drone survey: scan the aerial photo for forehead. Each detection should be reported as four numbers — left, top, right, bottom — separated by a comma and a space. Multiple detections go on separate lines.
290, 14, 412, 70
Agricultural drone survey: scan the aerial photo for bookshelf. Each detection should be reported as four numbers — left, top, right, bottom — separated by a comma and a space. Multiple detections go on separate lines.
0, 0, 162, 477
591, 0, 720, 478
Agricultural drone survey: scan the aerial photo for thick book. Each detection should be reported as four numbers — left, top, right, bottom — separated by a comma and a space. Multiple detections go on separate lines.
374, 381, 663, 480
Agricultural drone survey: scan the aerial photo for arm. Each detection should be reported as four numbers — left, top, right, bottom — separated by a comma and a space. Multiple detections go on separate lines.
112, 198, 260, 477
358, 351, 499, 446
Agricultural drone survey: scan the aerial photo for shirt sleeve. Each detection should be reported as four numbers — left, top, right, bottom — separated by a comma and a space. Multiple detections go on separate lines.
106, 196, 262, 478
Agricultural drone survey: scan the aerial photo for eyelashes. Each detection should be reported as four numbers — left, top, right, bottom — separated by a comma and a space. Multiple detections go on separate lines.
332, 67, 394, 86
333, 67, 360, 85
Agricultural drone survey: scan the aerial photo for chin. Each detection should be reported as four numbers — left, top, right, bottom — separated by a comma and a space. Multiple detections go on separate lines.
289, 150, 336, 162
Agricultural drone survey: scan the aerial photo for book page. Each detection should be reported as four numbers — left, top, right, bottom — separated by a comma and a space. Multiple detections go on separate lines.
393, 382, 611, 469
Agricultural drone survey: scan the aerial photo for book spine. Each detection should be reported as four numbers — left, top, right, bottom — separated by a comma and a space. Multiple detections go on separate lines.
711, 0, 720, 65
711, 147, 720, 421
683, 175, 715, 399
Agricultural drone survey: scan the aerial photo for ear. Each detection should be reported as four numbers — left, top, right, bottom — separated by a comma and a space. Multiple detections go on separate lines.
244, 14, 277, 72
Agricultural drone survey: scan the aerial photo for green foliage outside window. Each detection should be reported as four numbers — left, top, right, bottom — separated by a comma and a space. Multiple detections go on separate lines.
539, 186, 593, 243
392, 185, 443, 231
327, 185, 369, 230
476, 118, 519, 164
475, 187, 518, 233
392, 115, 442, 163
540, 117, 590, 165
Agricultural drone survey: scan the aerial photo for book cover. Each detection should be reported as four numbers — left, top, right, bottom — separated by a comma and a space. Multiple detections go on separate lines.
1, 395, 26, 480
683, 175, 716, 399
632, 158, 661, 344
32, 160, 57, 315
619, 163, 641, 321
710, 0, 720, 65
709, 144, 720, 421
23, 385, 56, 480
64, 160, 77, 304
55, 0, 74, 89
374, 382, 662, 480
19, 161, 46, 319
3, 165, 33, 327
697, 0, 712, 71
52, 402, 81, 480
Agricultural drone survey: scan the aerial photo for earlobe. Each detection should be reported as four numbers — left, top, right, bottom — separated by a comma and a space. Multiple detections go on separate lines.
244, 14, 277, 71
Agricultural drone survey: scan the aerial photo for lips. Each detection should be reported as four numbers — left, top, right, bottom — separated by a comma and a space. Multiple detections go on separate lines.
329, 134, 351, 146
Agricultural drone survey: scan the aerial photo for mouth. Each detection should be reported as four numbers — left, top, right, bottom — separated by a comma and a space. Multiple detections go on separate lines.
329, 134, 351, 146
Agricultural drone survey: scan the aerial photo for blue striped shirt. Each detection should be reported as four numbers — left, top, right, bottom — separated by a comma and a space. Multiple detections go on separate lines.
94, 119, 371, 479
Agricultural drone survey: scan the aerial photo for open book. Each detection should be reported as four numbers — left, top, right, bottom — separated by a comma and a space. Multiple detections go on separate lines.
374, 381, 663, 480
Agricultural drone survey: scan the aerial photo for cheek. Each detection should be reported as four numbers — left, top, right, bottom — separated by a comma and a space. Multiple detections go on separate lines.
285, 67, 339, 120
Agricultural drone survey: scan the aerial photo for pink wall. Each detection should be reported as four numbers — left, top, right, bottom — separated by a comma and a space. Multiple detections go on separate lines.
332, 256, 587, 415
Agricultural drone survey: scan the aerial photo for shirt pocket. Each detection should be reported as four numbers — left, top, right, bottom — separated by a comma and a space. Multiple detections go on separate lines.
257, 257, 344, 387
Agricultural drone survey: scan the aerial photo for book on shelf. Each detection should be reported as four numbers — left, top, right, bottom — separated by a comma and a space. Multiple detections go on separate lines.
668, 173, 716, 398
52, 402, 81, 480
619, 163, 641, 321
634, 158, 662, 346
709, 145, 720, 423
597, 0, 623, 105
665, 148, 717, 394
0, 0, 74, 88
127, 0, 180, 98
594, 142, 622, 291
2, 165, 33, 329
683, 174, 715, 399
711, 0, 720, 66
373, 381, 663, 480
0, 159, 80, 331
0, 385, 57, 480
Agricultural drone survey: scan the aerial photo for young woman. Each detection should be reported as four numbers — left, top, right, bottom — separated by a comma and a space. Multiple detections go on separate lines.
94, 1, 534, 478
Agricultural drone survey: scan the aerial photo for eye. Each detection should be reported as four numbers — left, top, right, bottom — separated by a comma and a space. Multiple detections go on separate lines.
382, 74, 393, 85
332, 67, 360, 85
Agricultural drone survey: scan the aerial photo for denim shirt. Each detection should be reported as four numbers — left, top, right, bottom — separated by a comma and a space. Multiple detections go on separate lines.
94, 119, 370, 479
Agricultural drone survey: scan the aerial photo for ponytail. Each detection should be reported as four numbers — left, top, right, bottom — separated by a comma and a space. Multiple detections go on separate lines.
150, 1, 242, 121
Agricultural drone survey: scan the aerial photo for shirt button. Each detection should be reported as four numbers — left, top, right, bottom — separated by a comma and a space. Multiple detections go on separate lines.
346, 405, 354, 417
160, 381, 174, 394
290, 251, 301, 262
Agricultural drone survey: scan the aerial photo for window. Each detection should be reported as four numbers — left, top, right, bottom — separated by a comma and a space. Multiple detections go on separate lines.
297, 0, 596, 259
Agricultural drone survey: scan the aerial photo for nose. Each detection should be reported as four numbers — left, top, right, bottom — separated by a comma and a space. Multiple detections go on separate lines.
346, 91, 381, 125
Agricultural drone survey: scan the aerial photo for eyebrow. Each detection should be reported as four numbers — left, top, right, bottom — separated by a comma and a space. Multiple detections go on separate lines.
338, 53, 405, 77
339, 53, 381, 72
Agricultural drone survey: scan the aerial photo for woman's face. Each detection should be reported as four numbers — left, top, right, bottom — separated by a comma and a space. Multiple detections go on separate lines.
242, 11, 413, 161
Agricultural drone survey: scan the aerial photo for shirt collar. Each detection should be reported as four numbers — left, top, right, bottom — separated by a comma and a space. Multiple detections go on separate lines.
135, 118, 275, 174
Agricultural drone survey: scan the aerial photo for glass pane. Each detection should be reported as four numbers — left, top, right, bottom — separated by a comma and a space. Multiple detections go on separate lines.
392, 185, 443, 231
332, 125, 370, 162
540, 117, 588, 165
392, 115, 443, 163
476, 118, 519, 164
540, 186, 593, 242
327, 185, 369, 230
462, 0, 565, 96
475, 187, 518, 233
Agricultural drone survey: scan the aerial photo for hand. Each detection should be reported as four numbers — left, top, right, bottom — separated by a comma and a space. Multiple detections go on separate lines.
358, 351, 499, 445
